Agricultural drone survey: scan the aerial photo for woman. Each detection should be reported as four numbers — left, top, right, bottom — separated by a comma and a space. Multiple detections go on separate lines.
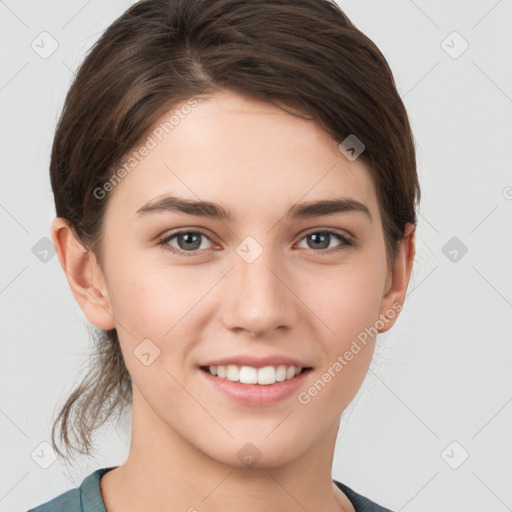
28, 0, 419, 510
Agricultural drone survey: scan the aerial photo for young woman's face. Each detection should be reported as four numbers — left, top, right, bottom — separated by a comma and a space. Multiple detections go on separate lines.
93, 90, 407, 468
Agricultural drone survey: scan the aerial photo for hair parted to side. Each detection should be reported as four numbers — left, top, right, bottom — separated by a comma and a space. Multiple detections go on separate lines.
50, 0, 421, 463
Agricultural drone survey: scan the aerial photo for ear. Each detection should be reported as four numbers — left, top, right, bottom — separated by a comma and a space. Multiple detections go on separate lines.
377, 222, 416, 333
51, 217, 116, 330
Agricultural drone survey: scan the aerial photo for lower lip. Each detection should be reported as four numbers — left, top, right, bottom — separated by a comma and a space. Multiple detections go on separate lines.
198, 367, 312, 406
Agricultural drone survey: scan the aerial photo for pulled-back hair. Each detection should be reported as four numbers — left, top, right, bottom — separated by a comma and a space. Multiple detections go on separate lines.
50, 0, 420, 463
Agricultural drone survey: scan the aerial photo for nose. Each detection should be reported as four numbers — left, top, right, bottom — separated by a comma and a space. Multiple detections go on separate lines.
219, 245, 300, 338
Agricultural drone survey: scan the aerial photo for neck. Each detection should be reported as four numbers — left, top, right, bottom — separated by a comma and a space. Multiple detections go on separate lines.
100, 387, 354, 512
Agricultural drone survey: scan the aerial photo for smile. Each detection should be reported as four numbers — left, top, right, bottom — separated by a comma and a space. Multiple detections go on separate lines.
200, 364, 312, 385
199, 364, 313, 406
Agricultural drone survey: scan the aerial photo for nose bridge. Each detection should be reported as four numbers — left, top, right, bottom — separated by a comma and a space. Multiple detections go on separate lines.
220, 238, 298, 336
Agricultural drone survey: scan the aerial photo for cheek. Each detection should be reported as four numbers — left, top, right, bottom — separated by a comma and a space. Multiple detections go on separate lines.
107, 263, 206, 392
107, 256, 212, 336
298, 261, 383, 404
298, 271, 380, 413
303, 261, 385, 342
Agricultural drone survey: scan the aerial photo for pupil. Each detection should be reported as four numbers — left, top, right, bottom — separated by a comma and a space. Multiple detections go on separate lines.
309, 233, 329, 249
176, 233, 332, 251
179, 233, 201, 250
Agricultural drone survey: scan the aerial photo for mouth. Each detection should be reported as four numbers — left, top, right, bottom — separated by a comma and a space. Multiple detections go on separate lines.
199, 364, 313, 386
198, 363, 314, 406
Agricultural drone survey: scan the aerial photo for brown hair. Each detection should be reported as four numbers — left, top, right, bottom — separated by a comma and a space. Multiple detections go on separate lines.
50, 0, 420, 462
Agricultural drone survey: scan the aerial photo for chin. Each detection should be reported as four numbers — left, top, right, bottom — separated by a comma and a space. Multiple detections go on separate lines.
201, 434, 305, 470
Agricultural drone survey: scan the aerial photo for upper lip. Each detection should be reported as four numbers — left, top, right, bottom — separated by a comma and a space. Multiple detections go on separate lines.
200, 355, 312, 369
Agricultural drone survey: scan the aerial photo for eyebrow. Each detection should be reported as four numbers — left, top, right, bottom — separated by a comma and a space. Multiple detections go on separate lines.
136, 194, 372, 222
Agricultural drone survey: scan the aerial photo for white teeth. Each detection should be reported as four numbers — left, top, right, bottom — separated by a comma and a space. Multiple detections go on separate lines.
257, 366, 276, 385
275, 365, 287, 381
239, 366, 258, 384
207, 364, 304, 385
226, 364, 239, 381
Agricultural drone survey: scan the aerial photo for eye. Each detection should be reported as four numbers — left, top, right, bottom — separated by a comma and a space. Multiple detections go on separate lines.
158, 229, 214, 256
296, 229, 355, 254
157, 227, 355, 257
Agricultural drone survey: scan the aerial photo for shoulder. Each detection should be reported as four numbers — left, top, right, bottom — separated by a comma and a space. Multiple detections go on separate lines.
26, 467, 115, 512
333, 479, 395, 512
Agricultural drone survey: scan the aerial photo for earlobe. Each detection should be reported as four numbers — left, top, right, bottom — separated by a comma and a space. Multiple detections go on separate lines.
51, 217, 116, 330
377, 223, 416, 333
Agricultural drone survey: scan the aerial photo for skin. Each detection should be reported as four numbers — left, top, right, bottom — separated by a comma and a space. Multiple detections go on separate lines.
52, 89, 415, 512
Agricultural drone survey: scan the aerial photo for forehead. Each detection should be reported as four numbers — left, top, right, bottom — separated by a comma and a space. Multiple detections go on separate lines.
104, 90, 379, 223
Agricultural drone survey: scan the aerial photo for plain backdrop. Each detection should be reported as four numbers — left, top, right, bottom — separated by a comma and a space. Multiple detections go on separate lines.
1, 1, 511, 511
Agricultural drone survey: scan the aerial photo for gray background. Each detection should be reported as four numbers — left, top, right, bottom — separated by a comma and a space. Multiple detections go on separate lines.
1, 1, 511, 511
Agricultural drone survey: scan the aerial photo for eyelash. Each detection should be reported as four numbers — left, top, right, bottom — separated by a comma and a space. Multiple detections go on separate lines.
157, 228, 356, 257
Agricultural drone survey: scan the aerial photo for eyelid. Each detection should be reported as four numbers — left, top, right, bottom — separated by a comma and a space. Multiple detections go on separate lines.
299, 226, 353, 241
157, 228, 216, 257
295, 227, 355, 251
158, 226, 356, 257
